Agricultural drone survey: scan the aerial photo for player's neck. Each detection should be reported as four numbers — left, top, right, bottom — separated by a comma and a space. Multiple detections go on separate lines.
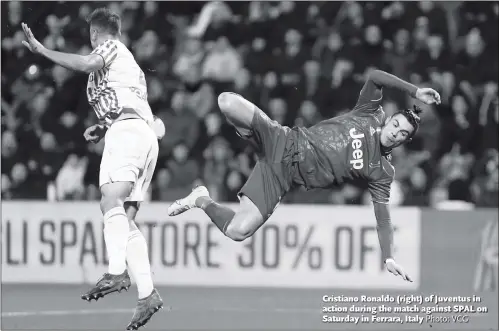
95, 35, 117, 47
380, 144, 392, 157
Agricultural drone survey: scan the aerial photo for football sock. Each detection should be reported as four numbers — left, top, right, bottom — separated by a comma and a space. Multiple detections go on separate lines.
126, 229, 154, 299
196, 196, 235, 234
103, 207, 129, 275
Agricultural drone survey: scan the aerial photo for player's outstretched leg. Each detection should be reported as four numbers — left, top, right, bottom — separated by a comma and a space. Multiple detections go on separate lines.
124, 202, 163, 330
168, 186, 264, 241
82, 182, 133, 302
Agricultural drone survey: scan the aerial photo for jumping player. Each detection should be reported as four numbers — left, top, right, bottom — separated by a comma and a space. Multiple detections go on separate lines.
168, 69, 441, 282
22, 8, 163, 330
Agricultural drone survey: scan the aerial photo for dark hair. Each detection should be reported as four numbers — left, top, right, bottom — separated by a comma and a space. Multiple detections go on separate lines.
86, 8, 121, 36
395, 105, 423, 139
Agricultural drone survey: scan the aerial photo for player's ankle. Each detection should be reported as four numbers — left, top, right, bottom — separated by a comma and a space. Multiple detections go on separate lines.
195, 196, 213, 209
138, 287, 154, 300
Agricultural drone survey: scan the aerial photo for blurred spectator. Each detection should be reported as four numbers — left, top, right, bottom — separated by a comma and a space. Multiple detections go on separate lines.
389, 180, 405, 206
157, 90, 200, 156
152, 168, 173, 201
317, 29, 346, 76
167, 142, 200, 190
1, 1, 496, 207
268, 98, 288, 125
203, 137, 232, 201
173, 37, 204, 79
2, 130, 19, 173
55, 154, 88, 200
275, 28, 307, 106
383, 28, 415, 83
232, 67, 257, 103
204, 112, 222, 138
295, 100, 322, 127
299, 60, 332, 115
434, 179, 475, 210
202, 36, 242, 83
183, 66, 216, 119
8, 163, 30, 199
471, 149, 499, 207
360, 24, 385, 69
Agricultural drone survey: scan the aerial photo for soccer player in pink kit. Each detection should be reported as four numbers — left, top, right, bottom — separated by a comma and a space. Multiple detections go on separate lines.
22, 8, 162, 330
169, 70, 441, 282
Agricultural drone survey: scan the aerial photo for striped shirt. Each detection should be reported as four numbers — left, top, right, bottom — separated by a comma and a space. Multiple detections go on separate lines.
87, 39, 153, 126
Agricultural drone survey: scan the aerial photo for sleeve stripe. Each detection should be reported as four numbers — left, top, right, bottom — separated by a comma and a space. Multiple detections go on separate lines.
96, 54, 105, 70
102, 45, 118, 60
106, 53, 117, 66
92, 40, 114, 56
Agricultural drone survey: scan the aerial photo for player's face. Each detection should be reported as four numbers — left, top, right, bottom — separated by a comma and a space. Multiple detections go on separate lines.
89, 25, 98, 48
380, 114, 415, 148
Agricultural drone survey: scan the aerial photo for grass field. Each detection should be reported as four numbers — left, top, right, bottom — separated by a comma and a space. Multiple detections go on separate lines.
2, 284, 497, 331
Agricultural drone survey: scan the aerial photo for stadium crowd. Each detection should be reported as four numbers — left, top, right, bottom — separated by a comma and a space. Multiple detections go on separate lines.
1, 1, 498, 207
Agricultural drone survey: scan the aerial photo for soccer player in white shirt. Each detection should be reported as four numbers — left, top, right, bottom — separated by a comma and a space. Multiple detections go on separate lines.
22, 8, 163, 330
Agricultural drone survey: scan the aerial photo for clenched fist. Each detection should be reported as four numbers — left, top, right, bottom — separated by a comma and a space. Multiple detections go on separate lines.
415, 88, 441, 105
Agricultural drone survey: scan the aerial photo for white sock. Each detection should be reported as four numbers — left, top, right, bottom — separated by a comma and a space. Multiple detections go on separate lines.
126, 229, 154, 299
103, 207, 129, 275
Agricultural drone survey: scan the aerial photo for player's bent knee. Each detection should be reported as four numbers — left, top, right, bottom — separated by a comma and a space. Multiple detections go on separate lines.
217, 92, 255, 128
100, 181, 134, 214
225, 219, 254, 241
225, 205, 263, 242
218, 92, 244, 112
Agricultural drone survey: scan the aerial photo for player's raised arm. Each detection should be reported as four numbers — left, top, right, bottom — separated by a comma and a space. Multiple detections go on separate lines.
22, 23, 103, 73
369, 70, 442, 105
368, 70, 419, 98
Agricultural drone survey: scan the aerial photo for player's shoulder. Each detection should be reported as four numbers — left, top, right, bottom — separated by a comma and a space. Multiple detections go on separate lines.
110, 40, 129, 53
368, 154, 395, 182
342, 110, 379, 133
102, 39, 130, 52
107, 40, 136, 64
355, 106, 386, 125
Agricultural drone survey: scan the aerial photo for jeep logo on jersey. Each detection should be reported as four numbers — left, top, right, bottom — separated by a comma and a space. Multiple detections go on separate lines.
349, 128, 365, 170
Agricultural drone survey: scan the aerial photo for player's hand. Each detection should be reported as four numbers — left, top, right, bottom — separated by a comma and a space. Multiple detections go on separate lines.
151, 116, 166, 140
385, 258, 413, 282
21, 23, 45, 54
415, 88, 441, 105
84, 124, 106, 143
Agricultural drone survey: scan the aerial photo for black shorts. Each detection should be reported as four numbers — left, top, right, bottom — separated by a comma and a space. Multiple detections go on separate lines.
238, 108, 296, 221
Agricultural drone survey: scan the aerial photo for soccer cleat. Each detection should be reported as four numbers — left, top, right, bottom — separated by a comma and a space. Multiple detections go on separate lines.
167, 186, 210, 216
126, 289, 163, 330
81, 270, 131, 302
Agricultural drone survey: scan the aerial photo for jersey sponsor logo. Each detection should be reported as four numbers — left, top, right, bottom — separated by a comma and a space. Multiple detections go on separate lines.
370, 126, 376, 136
349, 128, 365, 170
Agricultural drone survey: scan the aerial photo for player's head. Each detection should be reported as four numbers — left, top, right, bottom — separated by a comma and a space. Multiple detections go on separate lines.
86, 8, 121, 49
380, 105, 422, 149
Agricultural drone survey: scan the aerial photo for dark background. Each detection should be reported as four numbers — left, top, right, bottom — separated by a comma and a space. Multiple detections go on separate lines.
1, 1, 498, 207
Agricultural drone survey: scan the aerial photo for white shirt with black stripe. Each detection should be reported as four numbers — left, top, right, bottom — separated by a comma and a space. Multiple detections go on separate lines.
86, 39, 154, 126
